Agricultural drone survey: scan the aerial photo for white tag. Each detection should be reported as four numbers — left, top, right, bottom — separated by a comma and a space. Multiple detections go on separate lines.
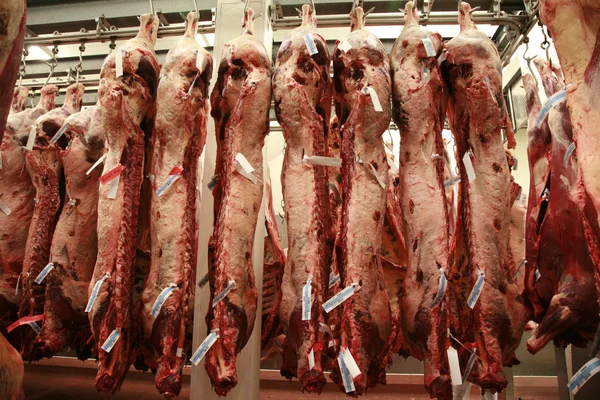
101, 328, 121, 353
535, 269, 541, 282
536, 90, 567, 128
338, 40, 352, 53
444, 176, 460, 188
191, 330, 219, 365
342, 348, 361, 378
176, 347, 183, 357
513, 257, 527, 279
462, 151, 476, 182
421, 66, 431, 85
151, 283, 178, 318
308, 348, 315, 370
196, 51, 203, 71
463, 349, 477, 382
446, 346, 462, 386
15, 273, 21, 296
568, 357, 600, 394
29, 321, 42, 334
86, 153, 107, 175
86, 273, 109, 312
483, 77, 498, 104
212, 279, 236, 307
157, 166, 184, 197
115, 50, 124, 78
198, 272, 210, 289
302, 275, 312, 321
365, 86, 383, 112
467, 272, 485, 309
431, 268, 447, 307
26, 125, 36, 150
0, 199, 11, 216
207, 176, 218, 190
422, 37, 436, 57
323, 283, 359, 313
302, 155, 342, 168
107, 175, 120, 199
303, 34, 318, 55
328, 272, 340, 288
319, 322, 334, 337
368, 162, 386, 189
563, 142, 576, 168
50, 123, 69, 144
234, 153, 257, 184
35, 263, 54, 284
437, 50, 447, 66
338, 351, 356, 393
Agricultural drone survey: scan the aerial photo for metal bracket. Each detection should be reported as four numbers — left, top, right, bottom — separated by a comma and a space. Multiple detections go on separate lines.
493, 0, 505, 18
156, 11, 170, 26
96, 14, 112, 36
423, 0, 434, 20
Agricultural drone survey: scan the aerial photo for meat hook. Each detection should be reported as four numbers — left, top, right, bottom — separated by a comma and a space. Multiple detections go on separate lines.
149, 0, 155, 15
538, 21, 552, 69
74, 42, 85, 86
522, 37, 540, 88
43, 45, 59, 88
192, 0, 199, 17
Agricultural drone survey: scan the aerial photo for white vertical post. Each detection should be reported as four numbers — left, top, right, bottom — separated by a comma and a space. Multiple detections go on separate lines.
555, 345, 573, 400
191, 1, 273, 400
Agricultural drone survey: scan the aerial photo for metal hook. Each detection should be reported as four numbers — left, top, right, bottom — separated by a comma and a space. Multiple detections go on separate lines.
538, 22, 552, 68
75, 42, 85, 86
309, 0, 316, 13
522, 37, 539, 88
243, 0, 250, 13
149, 0, 155, 15
44, 45, 59, 87
193, 0, 199, 16
364, 6, 376, 17
470, 5, 481, 13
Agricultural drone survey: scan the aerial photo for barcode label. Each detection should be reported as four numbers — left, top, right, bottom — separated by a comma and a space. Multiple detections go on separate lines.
568, 357, 600, 394
328, 272, 340, 288
157, 166, 184, 197
444, 176, 460, 188
191, 330, 219, 365
302, 275, 312, 321
422, 37, 436, 57
304, 34, 318, 55
151, 284, 178, 317
6, 314, 44, 333
212, 279, 236, 307
342, 347, 361, 378
338, 351, 355, 393
29, 321, 42, 334
563, 142, 576, 168
308, 348, 315, 370
107, 175, 120, 199
86, 273, 110, 312
431, 268, 447, 307
198, 272, 210, 289
101, 329, 121, 353
323, 284, 358, 313
536, 90, 567, 128
463, 349, 477, 382
467, 272, 485, 309
35, 263, 54, 284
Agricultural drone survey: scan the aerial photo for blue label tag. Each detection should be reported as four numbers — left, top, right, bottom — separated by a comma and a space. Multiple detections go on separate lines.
157, 174, 181, 197
338, 351, 355, 393
444, 176, 460, 188
198, 272, 210, 289
212, 280, 236, 308
568, 358, 600, 394
463, 349, 477, 382
323, 284, 358, 313
35, 263, 54, 284
536, 90, 567, 128
101, 329, 121, 353
431, 268, 447, 307
191, 330, 219, 365
467, 272, 485, 309
422, 37, 436, 57
151, 284, 178, 318
563, 142, 576, 168
29, 321, 41, 334
302, 276, 312, 321
328, 272, 340, 289
303, 34, 318, 55
85, 273, 109, 312
207, 176, 218, 190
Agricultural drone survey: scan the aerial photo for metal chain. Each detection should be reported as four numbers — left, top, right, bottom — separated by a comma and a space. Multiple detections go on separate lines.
44, 45, 59, 87
18, 48, 28, 88
75, 42, 85, 85
538, 20, 552, 68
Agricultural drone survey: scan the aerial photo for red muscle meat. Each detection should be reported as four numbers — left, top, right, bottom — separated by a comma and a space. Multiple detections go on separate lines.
10, 87, 29, 115
275, 4, 331, 393
330, 7, 392, 394
139, 11, 212, 397
444, 3, 526, 392
205, 8, 270, 395
88, 13, 159, 394
390, 3, 451, 398
0, 0, 26, 144
18, 83, 84, 361
0, 85, 58, 342
34, 105, 104, 360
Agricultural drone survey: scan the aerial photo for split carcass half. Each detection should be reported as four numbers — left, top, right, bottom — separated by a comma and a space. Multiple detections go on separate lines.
275, 3, 332, 393
88, 13, 159, 394
204, 8, 270, 395
10, 87, 29, 115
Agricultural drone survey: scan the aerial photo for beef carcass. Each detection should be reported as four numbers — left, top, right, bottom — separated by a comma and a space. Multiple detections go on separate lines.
0, 333, 24, 400
275, 3, 331, 393
87, 13, 159, 393
0, 85, 58, 340
538, 0, 600, 276
330, 6, 392, 394
139, 11, 211, 396
444, 3, 526, 391
33, 105, 104, 360
18, 83, 84, 361
523, 60, 599, 353
0, 0, 26, 144
204, 8, 270, 395
261, 171, 286, 350
10, 87, 29, 115
390, 3, 451, 398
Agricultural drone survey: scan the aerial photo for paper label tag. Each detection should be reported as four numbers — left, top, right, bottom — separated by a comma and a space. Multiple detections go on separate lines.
421, 66, 431, 85
467, 272, 485, 309
590, 325, 600, 358
187, 73, 199, 97
101, 328, 121, 353
15, 273, 21, 296
302, 275, 312, 321
191, 330, 220, 365
368, 163, 386, 189
563, 142, 576, 168
86, 273, 110, 312
319, 322, 334, 337
6, 314, 44, 333
207, 176, 218, 190
303, 155, 342, 168
338, 40, 352, 53
50, 123, 69, 144
308, 348, 315, 370
568, 357, 600, 394
536, 90, 567, 128
198, 272, 210, 289
151, 283, 178, 317
323, 284, 358, 313
365, 86, 383, 112
157, 166, 184, 197
100, 163, 125, 185
115, 50, 124, 78
535, 269, 541, 282
483, 77, 498, 104
196, 51, 203, 71
0, 199, 11, 216
463, 349, 477, 382
513, 257, 526, 279
29, 321, 42, 334
444, 176, 460, 188
86, 153, 107, 175
35, 263, 54, 284
422, 37, 437, 57
342, 348, 361, 378
304, 34, 318, 55
212, 279, 236, 307
328, 272, 340, 288
26, 125, 37, 150
437, 50, 447, 66
176, 347, 183, 357
234, 153, 257, 184
107, 175, 120, 199
447, 346, 462, 386
462, 152, 476, 182
431, 268, 447, 307
338, 351, 356, 393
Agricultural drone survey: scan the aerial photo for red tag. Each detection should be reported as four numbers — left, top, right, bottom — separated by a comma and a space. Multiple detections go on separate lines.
99, 163, 125, 185
313, 342, 324, 352
7, 314, 44, 333
169, 165, 184, 176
